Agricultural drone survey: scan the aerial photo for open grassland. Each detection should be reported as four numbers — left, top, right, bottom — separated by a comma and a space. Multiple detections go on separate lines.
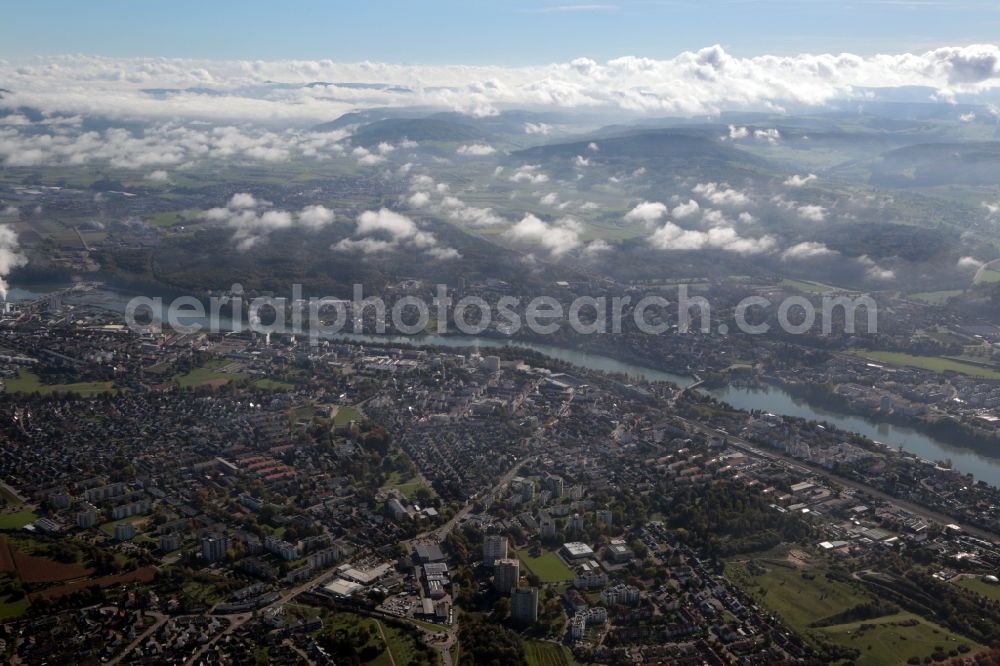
816, 612, 984, 666
727, 555, 984, 665
726, 559, 868, 634
954, 576, 1000, 602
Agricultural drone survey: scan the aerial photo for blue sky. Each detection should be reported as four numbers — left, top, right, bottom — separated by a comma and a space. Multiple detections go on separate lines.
1, 0, 999, 64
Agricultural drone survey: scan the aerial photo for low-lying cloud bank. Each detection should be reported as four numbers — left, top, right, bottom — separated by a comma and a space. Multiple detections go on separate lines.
2, 44, 1000, 123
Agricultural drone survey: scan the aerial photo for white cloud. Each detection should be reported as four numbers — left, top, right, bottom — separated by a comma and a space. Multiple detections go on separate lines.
984, 200, 1000, 216
427, 246, 461, 260
726, 125, 749, 140
456, 143, 496, 156
671, 199, 700, 219
0, 122, 349, 168
505, 214, 582, 257
224, 209, 294, 251
796, 204, 827, 222
145, 169, 169, 182
650, 222, 775, 254
407, 191, 431, 208
509, 164, 549, 184
298, 204, 335, 230
784, 173, 817, 187
754, 128, 781, 143
0, 224, 28, 300
352, 146, 385, 166
444, 204, 505, 226
3, 46, 1000, 127
334, 208, 459, 259
624, 201, 668, 225
959, 111, 976, 122
201, 194, 334, 249
540, 192, 560, 206
355, 208, 420, 239
582, 239, 611, 256
957, 255, 984, 270
781, 241, 837, 261
701, 209, 728, 226
692, 182, 750, 207
587, 142, 600, 152
524, 122, 551, 135
229, 192, 264, 209
858, 255, 895, 281
574, 155, 590, 167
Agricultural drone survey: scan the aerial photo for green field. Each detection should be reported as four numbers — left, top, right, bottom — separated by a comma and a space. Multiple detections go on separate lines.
174, 360, 247, 388
727, 560, 869, 634
3, 370, 116, 396
253, 378, 294, 391
728, 557, 984, 664
816, 612, 983, 666
779, 278, 835, 294
0, 592, 29, 620
319, 612, 435, 666
908, 290, 963, 305
954, 576, 1000, 602
850, 350, 1000, 379
0, 510, 37, 529
382, 472, 434, 500
525, 639, 578, 666
99, 515, 149, 538
514, 549, 574, 583
974, 268, 1000, 284
333, 405, 362, 425
0, 484, 22, 506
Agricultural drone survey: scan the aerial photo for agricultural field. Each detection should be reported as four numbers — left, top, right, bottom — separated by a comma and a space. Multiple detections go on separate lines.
10, 545, 94, 583
514, 549, 574, 583
850, 350, 1000, 379
29, 566, 157, 602
525, 639, 578, 666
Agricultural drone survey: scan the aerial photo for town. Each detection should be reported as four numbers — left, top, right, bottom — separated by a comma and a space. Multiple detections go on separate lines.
1, 290, 1000, 665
